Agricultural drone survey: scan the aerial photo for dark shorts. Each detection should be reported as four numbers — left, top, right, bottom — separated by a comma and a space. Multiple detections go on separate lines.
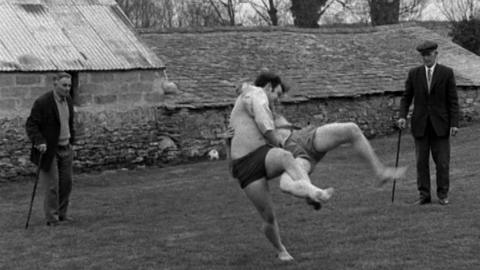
231, 145, 272, 189
284, 126, 326, 168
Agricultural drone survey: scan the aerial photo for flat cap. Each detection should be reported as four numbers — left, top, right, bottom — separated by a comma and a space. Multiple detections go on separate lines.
416, 41, 438, 53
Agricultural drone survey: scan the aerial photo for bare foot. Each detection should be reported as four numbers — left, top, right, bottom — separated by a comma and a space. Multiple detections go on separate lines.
277, 250, 294, 262
312, 187, 334, 203
377, 166, 407, 187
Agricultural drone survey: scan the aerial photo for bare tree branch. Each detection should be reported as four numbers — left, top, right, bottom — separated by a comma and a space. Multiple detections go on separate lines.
247, 0, 282, 25
207, 0, 239, 25
208, 0, 228, 24
437, 0, 478, 21
250, 2, 273, 24
318, 0, 337, 17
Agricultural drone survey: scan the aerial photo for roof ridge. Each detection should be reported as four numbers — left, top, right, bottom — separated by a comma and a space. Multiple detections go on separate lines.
4, 0, 117, 5
138, 22, 423, 35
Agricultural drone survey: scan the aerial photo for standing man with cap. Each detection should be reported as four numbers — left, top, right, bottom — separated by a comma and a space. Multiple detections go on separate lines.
26, 72, 76, 226
397, 41, 459, 205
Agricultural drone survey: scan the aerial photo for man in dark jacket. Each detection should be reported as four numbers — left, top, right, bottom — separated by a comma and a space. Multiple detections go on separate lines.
398, 41, 459, 205
26, 72, 75, 226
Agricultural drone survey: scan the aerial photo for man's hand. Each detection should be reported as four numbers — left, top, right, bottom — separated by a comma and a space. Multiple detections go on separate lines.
36, 143, 47, 153
264, 130, 285, 148
219, 127, 234, 139
397, 118, 407, 129
450, 127, 459, 136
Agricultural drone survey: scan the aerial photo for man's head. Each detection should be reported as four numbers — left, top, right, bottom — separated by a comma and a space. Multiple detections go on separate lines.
416, 41, 438, 67
253, 71, 289, 104
53, 72, 72, 99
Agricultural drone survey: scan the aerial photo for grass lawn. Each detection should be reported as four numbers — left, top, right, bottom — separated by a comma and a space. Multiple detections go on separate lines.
1, 123, 480, 270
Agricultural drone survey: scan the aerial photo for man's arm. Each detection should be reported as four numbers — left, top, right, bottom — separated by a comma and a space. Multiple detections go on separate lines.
25, 100, 46, 151
273, 113, 301, 130
68, 99, 76, 145
446, 68, 459, 136
263, 130, 286, 148
398, 69, 415, 129
250, 93, 285, 147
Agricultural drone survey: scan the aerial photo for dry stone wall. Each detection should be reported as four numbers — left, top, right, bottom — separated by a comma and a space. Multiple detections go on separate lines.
1, 82, 479, 182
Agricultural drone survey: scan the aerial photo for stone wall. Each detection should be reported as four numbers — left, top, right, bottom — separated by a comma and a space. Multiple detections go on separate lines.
1, 83, 479, 182
150, 86, 479, 162
0, 71, 168, 116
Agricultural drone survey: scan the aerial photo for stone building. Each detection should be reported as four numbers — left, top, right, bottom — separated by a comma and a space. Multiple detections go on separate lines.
0, 0, 172, 180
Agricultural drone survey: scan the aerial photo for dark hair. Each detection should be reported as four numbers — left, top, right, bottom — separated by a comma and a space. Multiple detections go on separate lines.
253, 72, 289, 93
54, 72, 71, 81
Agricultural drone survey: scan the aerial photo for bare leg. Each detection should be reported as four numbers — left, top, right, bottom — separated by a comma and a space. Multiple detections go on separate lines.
313, 123, 406, 185
265, 148, 334, 202
243, 178, 294, 261
278, 157, 333, 209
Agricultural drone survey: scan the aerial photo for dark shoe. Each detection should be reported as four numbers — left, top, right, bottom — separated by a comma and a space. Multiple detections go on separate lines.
46, 220, 60, 226
59, 216, 74, 222
412, 197, 431, 205
306, 198, 322, 210
439, 198, 449, 205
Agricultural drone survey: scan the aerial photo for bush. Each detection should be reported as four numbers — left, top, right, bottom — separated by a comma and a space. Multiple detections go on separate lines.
449, 18, 480, 56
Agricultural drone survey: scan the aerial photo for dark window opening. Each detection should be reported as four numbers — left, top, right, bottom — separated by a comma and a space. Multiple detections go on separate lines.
67, 71, 80, 106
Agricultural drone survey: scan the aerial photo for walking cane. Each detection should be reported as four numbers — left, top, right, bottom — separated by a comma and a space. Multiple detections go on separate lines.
391, 129, 402, 203
25, 153, 43, 229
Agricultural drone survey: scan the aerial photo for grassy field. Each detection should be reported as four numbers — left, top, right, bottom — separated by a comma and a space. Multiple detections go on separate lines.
1, 123, 480, 270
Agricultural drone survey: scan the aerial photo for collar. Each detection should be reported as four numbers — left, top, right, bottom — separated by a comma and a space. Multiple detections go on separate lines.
53, 90, 66, 103
425, 63, 437, 73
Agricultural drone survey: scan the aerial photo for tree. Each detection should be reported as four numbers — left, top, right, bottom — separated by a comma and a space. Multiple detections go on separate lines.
116, 0, 156, 28
207, 0, 243, 26
247, 0, 284, 25
327, 0, 426, 25
437, 0, 479, 21
438, 0, 480, 56
450, 18, 480, 56
368, 0, 400, 26
158, 0, 176, 29
320, 0, 369, 24
116, 0, 177, 28
176, 0, 224, 27
399, 0, 429, 21
290, 0, 335, 28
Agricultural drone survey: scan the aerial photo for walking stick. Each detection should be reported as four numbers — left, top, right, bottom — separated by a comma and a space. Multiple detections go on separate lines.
391, 129, 402, 203
25, 153, 43, 229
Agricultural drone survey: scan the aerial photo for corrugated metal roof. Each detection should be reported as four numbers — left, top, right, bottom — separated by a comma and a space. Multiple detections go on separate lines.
0, 0, 164, 71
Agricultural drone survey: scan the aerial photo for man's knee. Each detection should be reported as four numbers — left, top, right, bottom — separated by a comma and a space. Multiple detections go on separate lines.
277, 149, 295, 164
345, 122, 362, 138
268, 148, 295, 165
279, 174, 292, 191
